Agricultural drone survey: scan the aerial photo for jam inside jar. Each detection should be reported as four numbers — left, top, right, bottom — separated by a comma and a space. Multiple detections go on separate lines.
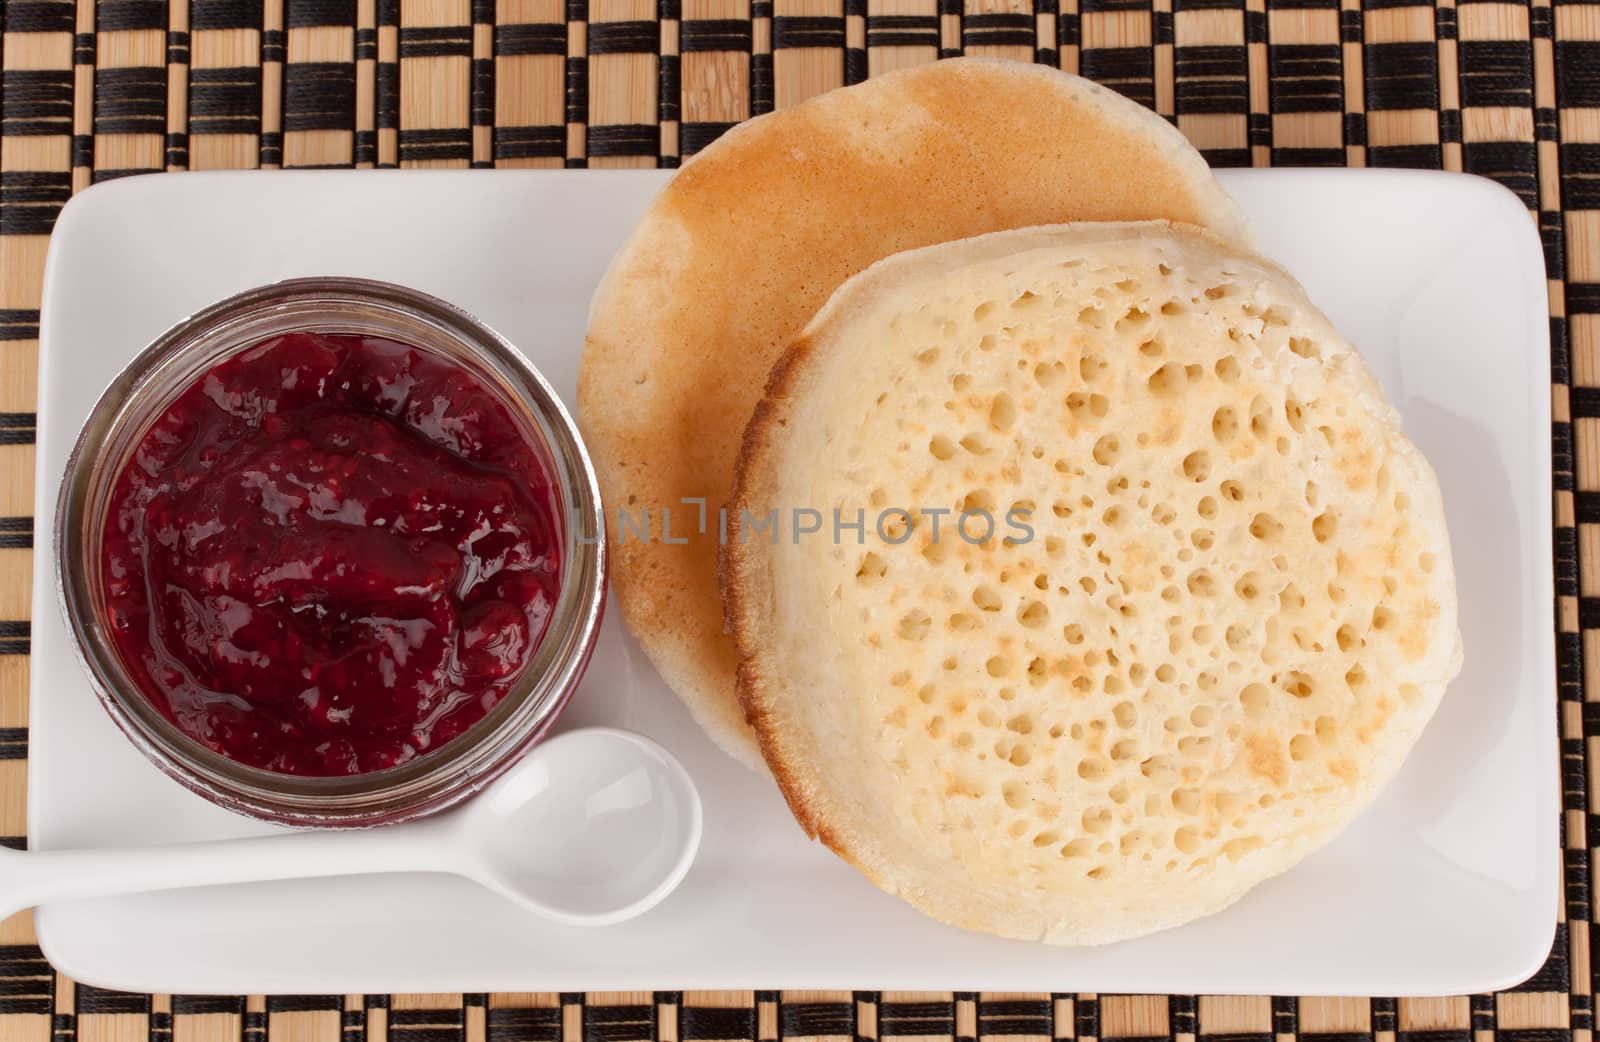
99, 330, 563, 777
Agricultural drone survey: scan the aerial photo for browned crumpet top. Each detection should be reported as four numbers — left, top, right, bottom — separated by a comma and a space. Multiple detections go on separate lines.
579, 57, 1250, 766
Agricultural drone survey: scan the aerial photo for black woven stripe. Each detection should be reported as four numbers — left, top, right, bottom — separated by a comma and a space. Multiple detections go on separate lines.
399, 127, 471, 161
0, 997, 48, 1014
658, 51, 681, 131
963, 12, 1032, 46
680, 120, 735, 154
566, 53, 587, 127
494, 124, 564, 159
1176, 44, 1248, 113
1364, 41, 1440, 110
0, 311, 38, 345
1565, 281, 1600, 314
192, 0, 263, 30
1271, 998, 1297, 1033
284, 61, 355, 132
0, 170, 70, 236
1396, 1031, 1470, 1042
98, 0, 167, 31
1057, 10, 1079, 46
172, 997, 247, 1016
5, 1, 76, 32
0, 414, 35, 445
774, 15, 845, 48
287, 0, 356, 27
87, 166, 148, 180
0, 950, 47, 979
682, 1007, 757, 1041
2, 70, 73, 137
1368, 143, 1441, 169
681, 19, 753, 51
866, 13, 937, 47
1574, 595, 1600, 637
1555, 41, 1600, 107
367, 996, 390, 1009
391, 1011, 465, 1028
586, 1005, 653, 1042
1146, 8, 1169, 44
588, 122, 658, 156
1336, 113, 1361, 149
1074, 996, 1098, 1041
977, 1001, 1048, 1022
1568, 850, 1593, 927
0, 729, 25, 760
751, 50, 773, 115
488, 1008, 561, 1042
1268, 45, 1342, 112
496, 23, 567, 55
1080, 47, 1155, 108
1437, 107, 1460, 143
1458, 39, 1531, 108
94, 66, 166, 135
167, 30, 190, 64
880, 1003, 953, 1036
1169, 996, 1196, 1034
1463, 140, 1536, 208
189, 66, 263, 135
268, 996, 343, 1013
589, 20, 658, 53
76, 985, 150, 1016
473, 55, 494, 137
1561, 145, 1600, 210
400, 25, 472, 58
262, 25, 285, 62
1556, 517, 1578, 598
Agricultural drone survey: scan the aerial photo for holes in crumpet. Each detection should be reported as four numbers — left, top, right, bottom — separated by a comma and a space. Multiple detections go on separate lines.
1212, 406, 1239, 442
855, 553, 887, 582
1312, 511, 1337, 543
897, 610, 931, 641
990, 392, 1016, 432
1182, 450, 1212, 482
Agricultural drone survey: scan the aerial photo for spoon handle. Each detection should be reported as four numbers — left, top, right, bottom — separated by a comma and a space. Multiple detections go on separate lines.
0, 817, 457, 919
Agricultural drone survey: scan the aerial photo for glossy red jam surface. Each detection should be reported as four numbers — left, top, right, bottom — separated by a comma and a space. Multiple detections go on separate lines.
101, 332, 562, 776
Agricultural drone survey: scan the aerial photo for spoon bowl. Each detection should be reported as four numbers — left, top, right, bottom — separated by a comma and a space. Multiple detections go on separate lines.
466, 729, 703, 924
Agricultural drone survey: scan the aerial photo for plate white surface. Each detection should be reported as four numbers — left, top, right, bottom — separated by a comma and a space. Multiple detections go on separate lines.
30, 168, 1556, 995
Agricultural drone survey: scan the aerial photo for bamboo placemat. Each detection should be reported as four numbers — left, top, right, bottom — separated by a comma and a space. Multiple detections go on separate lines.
0, 0, 1592, 1035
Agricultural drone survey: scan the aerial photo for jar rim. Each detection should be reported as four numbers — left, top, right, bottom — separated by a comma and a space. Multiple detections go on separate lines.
55, 277, 607, 827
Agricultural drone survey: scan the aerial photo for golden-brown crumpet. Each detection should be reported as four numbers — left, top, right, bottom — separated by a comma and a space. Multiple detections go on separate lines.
580, 58, 1250, 766
724, 222, 1461, 943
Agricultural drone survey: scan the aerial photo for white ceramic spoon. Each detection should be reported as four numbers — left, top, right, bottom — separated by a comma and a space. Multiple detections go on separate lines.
0, 727, 702, 926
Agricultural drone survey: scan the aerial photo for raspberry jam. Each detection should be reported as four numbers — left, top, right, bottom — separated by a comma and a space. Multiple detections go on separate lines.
99, 331, 562, 777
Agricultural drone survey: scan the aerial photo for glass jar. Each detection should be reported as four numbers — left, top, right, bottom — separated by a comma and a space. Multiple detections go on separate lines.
56, 277, 606, 827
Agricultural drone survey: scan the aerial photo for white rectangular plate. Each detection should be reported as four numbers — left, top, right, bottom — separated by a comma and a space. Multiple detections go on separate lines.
31, 167, 1555, 996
